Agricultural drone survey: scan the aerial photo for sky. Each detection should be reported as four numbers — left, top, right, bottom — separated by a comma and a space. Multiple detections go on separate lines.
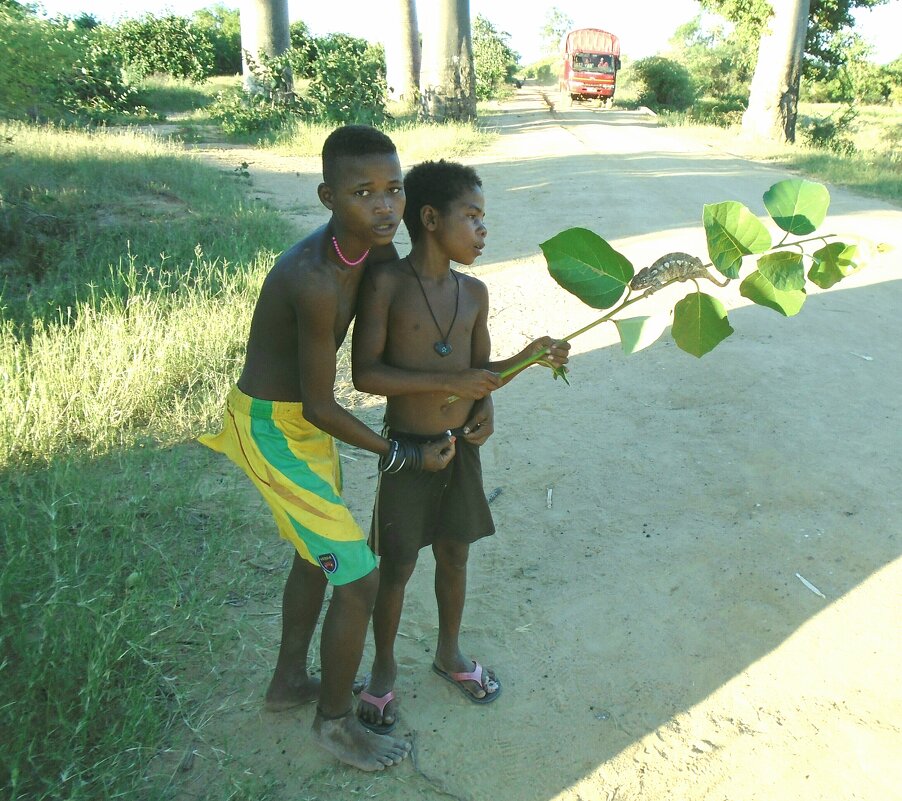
35, 0, 902, 65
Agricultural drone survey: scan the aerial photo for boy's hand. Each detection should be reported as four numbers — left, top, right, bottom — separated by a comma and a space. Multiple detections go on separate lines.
421, 435, 456, 471
462, 403, 494, 446
449, 369, 502, 400
533, 337, 571, 369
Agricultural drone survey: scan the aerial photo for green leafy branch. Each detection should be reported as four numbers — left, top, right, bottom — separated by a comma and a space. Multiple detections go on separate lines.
503, 178, 868, 374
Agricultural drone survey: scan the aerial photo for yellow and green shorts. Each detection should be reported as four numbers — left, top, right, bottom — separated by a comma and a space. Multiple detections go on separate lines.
199, 386, 376, 585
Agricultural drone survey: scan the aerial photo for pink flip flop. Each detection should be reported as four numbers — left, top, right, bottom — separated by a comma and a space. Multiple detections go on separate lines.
357, 686, 396, 734
432, 661, 502, 704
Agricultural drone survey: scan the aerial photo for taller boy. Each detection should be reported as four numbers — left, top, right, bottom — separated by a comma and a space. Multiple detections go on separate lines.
200, 126, 500, 772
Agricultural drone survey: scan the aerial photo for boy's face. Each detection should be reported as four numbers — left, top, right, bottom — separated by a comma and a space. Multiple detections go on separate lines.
320, 152, 404, 247
431, 185, 487, 266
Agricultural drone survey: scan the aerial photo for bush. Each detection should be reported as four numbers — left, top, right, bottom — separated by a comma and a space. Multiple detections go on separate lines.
191, 5, 241, 75
472, 14, 519, 100
0, 11, 137, 122
307, 33, 387, 125
288, 20, 319, 80
628, 56, 695, 110
114, 14, 214, 82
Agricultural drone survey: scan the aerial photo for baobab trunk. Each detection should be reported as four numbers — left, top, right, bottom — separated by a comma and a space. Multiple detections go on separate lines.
420, 0, 476, 122
741, 0, 812, 143
386, 0, 421, 109
239, 0, 291, 93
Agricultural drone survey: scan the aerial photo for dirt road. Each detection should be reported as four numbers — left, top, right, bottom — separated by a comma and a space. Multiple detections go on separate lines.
178, 88, 901, 801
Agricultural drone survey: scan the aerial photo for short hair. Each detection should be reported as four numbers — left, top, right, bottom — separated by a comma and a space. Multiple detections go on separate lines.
403, 160, 482, 243
321, 125, 397, 185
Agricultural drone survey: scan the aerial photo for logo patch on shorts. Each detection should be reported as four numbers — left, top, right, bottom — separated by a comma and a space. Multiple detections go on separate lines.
317, 553, 338, 574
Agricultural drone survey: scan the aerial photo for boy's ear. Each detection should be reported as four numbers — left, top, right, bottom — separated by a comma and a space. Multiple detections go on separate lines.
420, 204, 439, 231
318, 182, 334, 210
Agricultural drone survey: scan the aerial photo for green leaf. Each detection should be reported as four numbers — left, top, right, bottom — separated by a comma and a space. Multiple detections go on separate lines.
739, 271, 806, 317
672, 292, 734, 357
757, 250, 806, 291
540, 227, 633, 309
808, 242, 860, 289
703, 201, 772, 279
763, 179, 830, 235
614, 315, 669, 354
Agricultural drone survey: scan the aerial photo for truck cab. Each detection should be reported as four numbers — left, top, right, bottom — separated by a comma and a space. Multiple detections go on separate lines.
560, 28, 621, 108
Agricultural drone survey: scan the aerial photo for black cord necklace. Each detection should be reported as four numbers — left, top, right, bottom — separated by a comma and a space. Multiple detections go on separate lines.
407, 257, 460, 357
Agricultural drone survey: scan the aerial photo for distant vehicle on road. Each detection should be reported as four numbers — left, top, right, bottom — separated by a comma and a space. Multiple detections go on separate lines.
559, 28, 621, 108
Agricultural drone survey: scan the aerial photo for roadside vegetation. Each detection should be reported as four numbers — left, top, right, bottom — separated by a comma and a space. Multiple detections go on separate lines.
0, 6, 500, 799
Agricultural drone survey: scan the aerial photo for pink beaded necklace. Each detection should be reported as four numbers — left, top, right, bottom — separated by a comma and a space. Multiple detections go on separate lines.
331, 236, 370, 267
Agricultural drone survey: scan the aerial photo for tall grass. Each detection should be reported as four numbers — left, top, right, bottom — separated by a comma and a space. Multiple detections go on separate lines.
0, 120, 289, 329
0, 255, 270, 467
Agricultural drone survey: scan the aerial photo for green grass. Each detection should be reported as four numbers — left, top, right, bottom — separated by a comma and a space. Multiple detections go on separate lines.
656, 101, 902, 205
0, 120, 290, 330
134, 74, 241, 121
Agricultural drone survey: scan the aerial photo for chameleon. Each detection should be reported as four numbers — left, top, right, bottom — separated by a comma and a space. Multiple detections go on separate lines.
629, 252, 715, 293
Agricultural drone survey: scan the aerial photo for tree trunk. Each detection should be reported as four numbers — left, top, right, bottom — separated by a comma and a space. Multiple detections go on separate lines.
419, 0, 476, 122
239, 0, 291, 93
386, 0, 421, 109
741, 0, 812, 143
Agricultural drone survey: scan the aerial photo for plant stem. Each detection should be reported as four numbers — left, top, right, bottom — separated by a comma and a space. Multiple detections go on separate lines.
497, 290, 651, 379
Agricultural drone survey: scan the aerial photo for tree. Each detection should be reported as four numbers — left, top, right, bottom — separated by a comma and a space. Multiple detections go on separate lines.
419, 0, 476, 121
540, 7, 573, 55
741, 0, 810, 142
239, 0, 290, 91
385, 0, 420, 107
700, 0, 890, 142
472, 14, 519, 100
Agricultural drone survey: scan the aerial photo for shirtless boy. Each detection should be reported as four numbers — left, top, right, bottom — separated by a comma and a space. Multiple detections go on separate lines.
200, 128, 500, 771
351, 159, 570, 733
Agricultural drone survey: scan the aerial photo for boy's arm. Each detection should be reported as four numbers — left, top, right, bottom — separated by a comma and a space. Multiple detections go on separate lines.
462, 281, 496, 446
486, 338, 571, 383
295, 276, 392, 455
352, 268, 501, 399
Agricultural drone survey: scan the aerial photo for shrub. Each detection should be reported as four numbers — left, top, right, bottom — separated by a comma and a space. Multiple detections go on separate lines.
113, 14, 214, 82
472, 14, 519, 100
307, 33, 387, 125
0, 11, 137, 122
628, 56, 695, 110
192, 4, 241, 75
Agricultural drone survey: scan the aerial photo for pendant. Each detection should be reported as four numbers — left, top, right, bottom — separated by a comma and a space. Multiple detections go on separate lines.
434, 341, 453, 357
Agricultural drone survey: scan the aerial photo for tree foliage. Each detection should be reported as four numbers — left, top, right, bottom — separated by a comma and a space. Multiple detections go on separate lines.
698, 0, 890, 72
668, 15, 757, 101
540, 6, 574, 54
192, 4, 241, 75
472, 14, 519, 100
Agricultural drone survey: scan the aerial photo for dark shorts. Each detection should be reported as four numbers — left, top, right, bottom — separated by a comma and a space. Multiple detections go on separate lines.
369, 428, 495, 563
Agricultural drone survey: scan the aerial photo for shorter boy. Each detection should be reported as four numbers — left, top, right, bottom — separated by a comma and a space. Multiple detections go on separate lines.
351, 159, 569, 732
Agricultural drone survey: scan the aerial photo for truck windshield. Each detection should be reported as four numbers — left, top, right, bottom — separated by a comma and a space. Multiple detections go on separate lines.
572, 53, 615, 74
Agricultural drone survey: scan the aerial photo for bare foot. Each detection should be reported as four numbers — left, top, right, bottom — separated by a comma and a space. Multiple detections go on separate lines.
313, 709, 411, 772
264, 673, 321, 712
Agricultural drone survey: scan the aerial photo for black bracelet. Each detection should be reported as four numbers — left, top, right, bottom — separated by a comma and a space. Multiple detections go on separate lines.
378, 438, 424, 473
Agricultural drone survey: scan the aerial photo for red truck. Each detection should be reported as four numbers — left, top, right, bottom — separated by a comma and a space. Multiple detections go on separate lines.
559, 28, 621, 108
